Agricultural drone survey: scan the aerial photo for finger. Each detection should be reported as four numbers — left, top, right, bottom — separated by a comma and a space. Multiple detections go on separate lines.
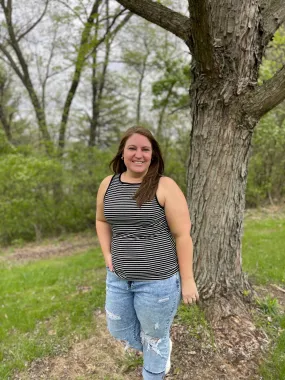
108, 261, 114, 271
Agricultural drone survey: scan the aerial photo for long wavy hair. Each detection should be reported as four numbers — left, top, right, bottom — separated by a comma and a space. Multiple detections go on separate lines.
110, 126, 164, 206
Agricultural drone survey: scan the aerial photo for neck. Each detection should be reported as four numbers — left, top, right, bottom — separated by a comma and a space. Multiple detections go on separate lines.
122, 170, 146, 183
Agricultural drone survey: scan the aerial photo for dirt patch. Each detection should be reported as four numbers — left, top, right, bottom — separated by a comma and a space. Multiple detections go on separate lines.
168, 313, 267, 379
1, 233, 98, 263
168, 286, 284, 379
14, 311, 139, 380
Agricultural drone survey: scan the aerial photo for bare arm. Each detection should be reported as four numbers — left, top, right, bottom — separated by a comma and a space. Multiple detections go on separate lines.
161, 177, 199, 304
96, 175, 113, 270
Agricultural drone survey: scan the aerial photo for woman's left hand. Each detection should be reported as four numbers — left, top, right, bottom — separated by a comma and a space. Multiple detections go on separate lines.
181, 278, 199, 305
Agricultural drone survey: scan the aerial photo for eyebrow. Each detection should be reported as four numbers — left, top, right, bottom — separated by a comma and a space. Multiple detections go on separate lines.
127, 144, 151, 148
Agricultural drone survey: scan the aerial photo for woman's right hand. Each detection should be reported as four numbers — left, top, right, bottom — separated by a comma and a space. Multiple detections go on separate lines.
105, 253, 114, 271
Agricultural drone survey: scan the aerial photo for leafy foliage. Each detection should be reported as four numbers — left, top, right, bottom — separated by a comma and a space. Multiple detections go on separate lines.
246, 26, 285, 206
0, 147, 113, 245
152, 57, 190, 112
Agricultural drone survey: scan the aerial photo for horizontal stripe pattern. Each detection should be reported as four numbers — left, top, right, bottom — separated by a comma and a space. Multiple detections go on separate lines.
104, 174, 179, 280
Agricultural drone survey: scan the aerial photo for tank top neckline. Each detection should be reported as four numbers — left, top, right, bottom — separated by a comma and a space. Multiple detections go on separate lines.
119, 173, 142, 185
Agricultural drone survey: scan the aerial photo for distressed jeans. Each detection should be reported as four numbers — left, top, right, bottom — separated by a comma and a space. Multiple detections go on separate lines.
105, 268, 181, 379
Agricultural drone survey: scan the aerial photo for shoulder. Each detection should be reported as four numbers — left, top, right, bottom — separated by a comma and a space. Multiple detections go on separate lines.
157, 176, 182, 207
97, 175, 114, 199
159, 176, 186, 203
159, 176, 177, 186
100, 175, 114, 188
159, 176, 181, 193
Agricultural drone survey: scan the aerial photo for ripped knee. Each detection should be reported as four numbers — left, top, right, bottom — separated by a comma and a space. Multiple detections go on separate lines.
140, 330, 162, 357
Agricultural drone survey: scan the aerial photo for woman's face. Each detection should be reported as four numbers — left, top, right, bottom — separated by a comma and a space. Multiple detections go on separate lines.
123, 133, 153, 176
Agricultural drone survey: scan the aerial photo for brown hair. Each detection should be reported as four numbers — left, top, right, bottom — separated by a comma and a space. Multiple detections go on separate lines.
110, 126, 164, 206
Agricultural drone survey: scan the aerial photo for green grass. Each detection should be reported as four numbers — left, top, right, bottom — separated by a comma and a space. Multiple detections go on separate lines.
254, 297, 285, 380
1, 214, 285, 379
259, 326, 285, 380
242, 215, 285, 380
177, 303, 214, 343
0, 248, 106, 379
242, 217, 285, 284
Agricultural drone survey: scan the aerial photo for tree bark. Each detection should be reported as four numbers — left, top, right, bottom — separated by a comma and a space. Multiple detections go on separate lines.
261, 0, 285, 46
187, 89, 253, 321
185, 0, 265, 320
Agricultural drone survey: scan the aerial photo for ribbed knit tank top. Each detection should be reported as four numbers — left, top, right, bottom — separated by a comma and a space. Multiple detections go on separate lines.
104, 174, 179, 281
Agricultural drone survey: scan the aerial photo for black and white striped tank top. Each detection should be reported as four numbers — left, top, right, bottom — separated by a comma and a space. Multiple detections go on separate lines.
104, 173, 179, 281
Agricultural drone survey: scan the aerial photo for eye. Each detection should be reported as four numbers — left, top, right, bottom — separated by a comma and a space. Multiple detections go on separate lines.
128, 147, 136, 150
143, 148, 151, 152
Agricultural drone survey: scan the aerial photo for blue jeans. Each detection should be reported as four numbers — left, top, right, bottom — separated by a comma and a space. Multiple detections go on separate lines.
105, 269, 181, 379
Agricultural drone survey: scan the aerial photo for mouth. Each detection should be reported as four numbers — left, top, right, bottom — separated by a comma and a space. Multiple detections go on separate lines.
132, 161, 144, 165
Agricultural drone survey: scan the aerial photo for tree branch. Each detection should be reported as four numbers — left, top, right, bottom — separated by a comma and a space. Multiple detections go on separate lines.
56, 0, 86, 25
243, 65, 285, 119
99, 8, 128, 24
261, 0, 285, 46
90, 8, 132, 51
115, 0, 190, 42
1, 0, 52, 147
16, 0, 50, 42
41, 27, 58, 110
0, 43, 24, 81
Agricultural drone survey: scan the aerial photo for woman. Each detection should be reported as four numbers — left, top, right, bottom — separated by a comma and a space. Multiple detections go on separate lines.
96, 126, 198, 379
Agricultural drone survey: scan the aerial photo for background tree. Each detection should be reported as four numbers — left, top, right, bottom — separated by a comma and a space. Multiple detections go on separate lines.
0, 0, 132, 244
0, 66, 14, 144
0, 0, 131, 153
115, 0, 285, 322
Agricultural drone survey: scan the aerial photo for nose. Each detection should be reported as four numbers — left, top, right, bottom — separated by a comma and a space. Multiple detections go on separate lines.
134, 149, 143, 158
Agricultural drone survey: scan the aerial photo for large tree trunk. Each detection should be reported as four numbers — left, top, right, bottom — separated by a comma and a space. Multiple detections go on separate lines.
115, 0, 285, 322
186, 0, 264, 320
187, 89, 253, 321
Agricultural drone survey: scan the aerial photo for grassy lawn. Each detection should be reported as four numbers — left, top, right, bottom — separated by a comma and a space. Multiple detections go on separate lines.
242, 214, 285, 380
243, 216, 285, 284
0, 213, 284, 379
0, 248, 106, 379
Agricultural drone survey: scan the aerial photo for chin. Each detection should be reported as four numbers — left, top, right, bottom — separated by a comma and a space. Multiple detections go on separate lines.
130, 166, 149, 174
132, 169, 146, 174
